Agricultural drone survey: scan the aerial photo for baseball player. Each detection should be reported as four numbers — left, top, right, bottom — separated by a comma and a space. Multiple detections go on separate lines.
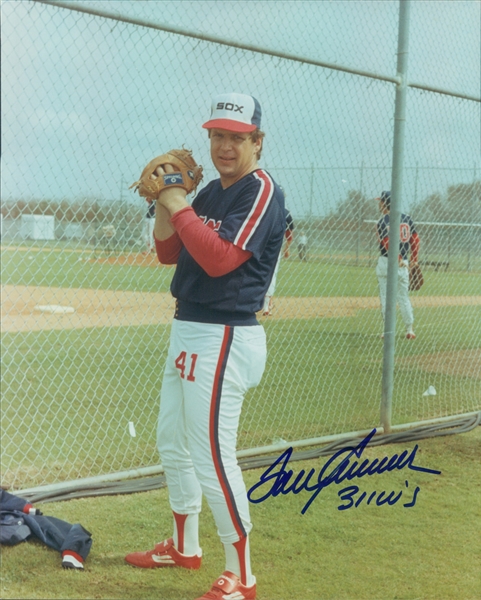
125, 93, 285, 600
142, 199, 156, 253
376, 190, 420, 339
297, 230, 308, 261
262, 196, 294, 316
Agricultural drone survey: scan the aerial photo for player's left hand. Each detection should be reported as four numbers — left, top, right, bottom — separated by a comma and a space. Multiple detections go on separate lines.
151, 164, 189, 215
130, 148, 203, 213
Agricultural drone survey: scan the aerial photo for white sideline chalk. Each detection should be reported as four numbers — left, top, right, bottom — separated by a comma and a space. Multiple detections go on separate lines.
129, 422, 136, 437
34, 305, 75, 314
423, 385, 437, 396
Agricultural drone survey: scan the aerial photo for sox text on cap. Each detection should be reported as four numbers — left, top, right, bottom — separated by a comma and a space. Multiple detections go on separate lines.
202, 93, 261, 133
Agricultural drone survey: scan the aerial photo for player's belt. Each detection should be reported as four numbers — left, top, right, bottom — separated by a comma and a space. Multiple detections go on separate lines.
175, 300, 258, 326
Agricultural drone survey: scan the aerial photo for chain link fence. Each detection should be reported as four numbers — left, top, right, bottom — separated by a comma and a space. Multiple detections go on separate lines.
1, 0, 480, 490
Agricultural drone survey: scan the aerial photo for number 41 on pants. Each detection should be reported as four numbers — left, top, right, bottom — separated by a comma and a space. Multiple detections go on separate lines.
175, 351, 198, 382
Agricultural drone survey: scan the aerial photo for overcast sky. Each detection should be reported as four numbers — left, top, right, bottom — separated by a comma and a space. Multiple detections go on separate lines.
2, 0, 480, 217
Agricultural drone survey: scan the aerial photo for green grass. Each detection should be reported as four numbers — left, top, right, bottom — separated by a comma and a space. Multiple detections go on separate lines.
2, 304, 479, 488
2, 246, 480, 296
275, 260, 481, 298
1, 243, 480, 598
1, 427, 480, 600
245, 304, 480, 444
1, 243, 480, 488
1, 326, 170, 486
0, 246, 173, 292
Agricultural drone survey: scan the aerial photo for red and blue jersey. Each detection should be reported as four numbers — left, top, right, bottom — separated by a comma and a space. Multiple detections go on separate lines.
377, 213, 417, 261
285, 209, 294, 240
170, 169, 285, 321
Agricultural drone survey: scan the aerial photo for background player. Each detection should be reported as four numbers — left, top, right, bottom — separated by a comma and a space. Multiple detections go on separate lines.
142, 199, 155, 253
125, 92, 285, 600
376, 190, 420, 339
262, 192, 294, 316
297, 230, 308, 261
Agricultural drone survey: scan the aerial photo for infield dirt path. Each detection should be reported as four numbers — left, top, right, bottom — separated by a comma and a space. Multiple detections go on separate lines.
2, 285, 480, 333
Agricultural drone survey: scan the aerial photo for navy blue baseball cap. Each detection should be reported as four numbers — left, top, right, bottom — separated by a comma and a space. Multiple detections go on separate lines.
378, 190, 391, 208
202, 93, 262, 133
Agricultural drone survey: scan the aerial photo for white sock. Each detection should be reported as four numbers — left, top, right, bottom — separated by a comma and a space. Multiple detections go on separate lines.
224, 536, 255, 587
173, 512, 201, 556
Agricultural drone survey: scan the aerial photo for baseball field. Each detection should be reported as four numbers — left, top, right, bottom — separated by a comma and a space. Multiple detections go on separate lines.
1, 244, 480, 490
1, 243, 480, 600
2, 1, 480, 598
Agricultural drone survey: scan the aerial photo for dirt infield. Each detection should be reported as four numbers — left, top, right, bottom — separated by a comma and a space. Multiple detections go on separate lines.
1, 285, 175, 332
398, 349, 481, 380
2, 285, 480, 380
2, 284, 480, 333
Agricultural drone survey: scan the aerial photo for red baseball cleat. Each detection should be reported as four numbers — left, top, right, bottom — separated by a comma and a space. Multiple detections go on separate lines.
406, 332, 416, 340
125, 538, 201, 569
196, 571, 256, 600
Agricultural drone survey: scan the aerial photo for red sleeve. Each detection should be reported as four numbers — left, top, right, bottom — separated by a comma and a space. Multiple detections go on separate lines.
285, 230, 293, 243
155, 232, 183, 264
410, 232, 420, 263
171, 207, 252, 277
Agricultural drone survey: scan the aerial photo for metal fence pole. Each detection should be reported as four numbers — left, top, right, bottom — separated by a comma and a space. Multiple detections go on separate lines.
356, 162, 365, 266
381, 0, 411, 433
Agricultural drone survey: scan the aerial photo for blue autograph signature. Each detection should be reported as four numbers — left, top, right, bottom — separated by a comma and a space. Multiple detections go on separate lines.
247, 429, 441, 513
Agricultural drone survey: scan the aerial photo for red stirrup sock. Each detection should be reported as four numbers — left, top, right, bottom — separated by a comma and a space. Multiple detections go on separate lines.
224, 536, 255, 587
173, 511, 201, 556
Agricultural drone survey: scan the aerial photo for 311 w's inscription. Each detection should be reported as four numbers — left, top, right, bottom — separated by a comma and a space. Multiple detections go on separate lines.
247, 429, 441, 513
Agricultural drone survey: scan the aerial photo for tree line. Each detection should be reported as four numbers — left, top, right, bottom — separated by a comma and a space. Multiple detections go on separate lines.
310, 180, 481, 232
2, 181, 479, 230
1, 198, 142, 224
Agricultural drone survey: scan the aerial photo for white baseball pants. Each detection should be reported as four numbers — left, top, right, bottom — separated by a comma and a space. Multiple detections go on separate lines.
265, 250, 281, 297
376, 256, 414, 330
157, 319, 266, 545
143, 218, 155, 251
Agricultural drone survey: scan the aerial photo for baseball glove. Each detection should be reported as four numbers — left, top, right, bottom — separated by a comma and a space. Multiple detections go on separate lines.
130, 149, 203, 199
409, 262, 424, 291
